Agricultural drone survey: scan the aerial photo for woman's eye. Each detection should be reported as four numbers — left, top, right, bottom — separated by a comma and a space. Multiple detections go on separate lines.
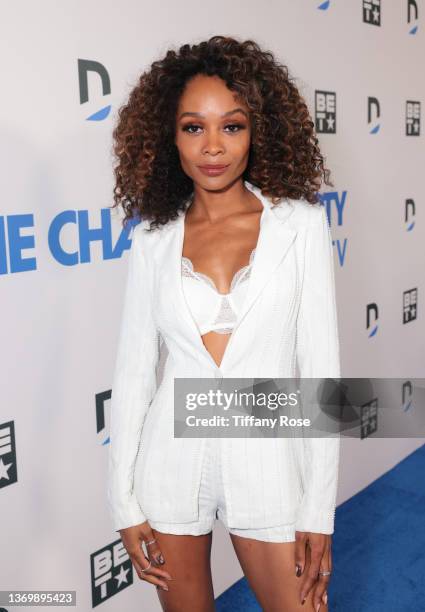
181, 123, 245, 134
224, 123, 245, 133
182, 124, 201, 134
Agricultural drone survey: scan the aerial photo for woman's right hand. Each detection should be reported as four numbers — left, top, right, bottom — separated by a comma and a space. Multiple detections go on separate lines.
119, 521, 173, 591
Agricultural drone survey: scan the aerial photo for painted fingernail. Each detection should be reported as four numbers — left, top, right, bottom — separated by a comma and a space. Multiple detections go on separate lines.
159, 554, 165, 564
295, 564, 302, 577
323, 592, 328, 604
316, 603, 321, 612
162, 585, 169, 591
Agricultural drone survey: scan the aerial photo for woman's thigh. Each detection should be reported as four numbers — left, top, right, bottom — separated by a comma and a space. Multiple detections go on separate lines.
229, 534, 329, 612
151, 528, 215, 612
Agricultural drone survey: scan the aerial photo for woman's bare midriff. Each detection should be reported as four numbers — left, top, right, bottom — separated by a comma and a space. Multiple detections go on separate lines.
201, 330, 231, 368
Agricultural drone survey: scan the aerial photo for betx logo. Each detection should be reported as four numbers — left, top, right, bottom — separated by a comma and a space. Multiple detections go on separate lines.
363, 0, 381, 26
403, 288, 418, 324
91, 539, 133, 607
406, 101, 420, 135
360, 398, 378, 438
0, 421, 18, 490
315, 91, 336, 133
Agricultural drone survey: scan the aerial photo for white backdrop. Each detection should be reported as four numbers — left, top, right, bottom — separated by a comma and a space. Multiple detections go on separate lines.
1, 1, 424, 610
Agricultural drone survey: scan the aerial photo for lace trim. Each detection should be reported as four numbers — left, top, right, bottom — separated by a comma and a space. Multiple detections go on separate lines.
181, 248, 256, 295
213, 295, 237, 325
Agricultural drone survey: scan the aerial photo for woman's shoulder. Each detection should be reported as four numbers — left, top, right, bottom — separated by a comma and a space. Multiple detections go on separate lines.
272, 197, 324, 230
133, 217, 153, 233
131, 214, 178, 261
129, 218, 159, 254
132, 217, 165, 240
134, 213, 182, 235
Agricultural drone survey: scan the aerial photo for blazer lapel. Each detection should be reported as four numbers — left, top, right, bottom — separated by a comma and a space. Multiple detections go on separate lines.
166, 181, 298, 371
237, 182, 297, 329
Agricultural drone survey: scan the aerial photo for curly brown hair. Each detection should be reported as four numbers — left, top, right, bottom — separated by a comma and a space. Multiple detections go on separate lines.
110, 35, 333, 231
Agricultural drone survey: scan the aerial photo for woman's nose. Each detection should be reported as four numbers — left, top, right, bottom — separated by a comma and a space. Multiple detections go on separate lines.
202, 131, 224, 154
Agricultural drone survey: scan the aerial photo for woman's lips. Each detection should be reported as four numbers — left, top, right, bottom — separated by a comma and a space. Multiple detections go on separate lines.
197, 165, 229, 176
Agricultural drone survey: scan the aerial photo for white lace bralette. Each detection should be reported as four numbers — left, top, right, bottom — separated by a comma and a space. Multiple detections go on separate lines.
181, 248, 256, 335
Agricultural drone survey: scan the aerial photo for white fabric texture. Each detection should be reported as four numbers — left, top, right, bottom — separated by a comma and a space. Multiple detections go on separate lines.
107, 180, 341, 535
149, 437, 296, 543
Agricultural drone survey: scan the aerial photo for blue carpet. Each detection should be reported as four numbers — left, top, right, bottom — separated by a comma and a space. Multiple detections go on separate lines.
215, 443, 425, 611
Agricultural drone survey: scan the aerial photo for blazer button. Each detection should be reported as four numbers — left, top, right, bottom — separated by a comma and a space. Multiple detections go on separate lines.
214, 372, 223, 392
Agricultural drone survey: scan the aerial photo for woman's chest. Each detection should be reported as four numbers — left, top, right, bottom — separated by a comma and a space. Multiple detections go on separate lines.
151, 244, 301, 338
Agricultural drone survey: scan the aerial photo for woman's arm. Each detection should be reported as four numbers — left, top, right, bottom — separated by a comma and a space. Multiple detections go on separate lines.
107, 222, 160, 532
295, 203, 341, 534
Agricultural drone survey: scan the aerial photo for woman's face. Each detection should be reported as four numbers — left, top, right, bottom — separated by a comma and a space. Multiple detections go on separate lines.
174, 74, 252, 189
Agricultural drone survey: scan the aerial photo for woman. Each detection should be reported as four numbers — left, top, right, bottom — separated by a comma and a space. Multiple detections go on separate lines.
108, 35, 341, 612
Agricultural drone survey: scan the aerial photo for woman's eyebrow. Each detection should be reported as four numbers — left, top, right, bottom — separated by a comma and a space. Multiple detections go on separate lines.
178, 108, 248, 120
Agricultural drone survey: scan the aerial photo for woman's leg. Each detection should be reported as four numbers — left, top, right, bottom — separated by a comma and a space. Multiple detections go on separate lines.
229, 534, 329, 612
151, 529, 215, 612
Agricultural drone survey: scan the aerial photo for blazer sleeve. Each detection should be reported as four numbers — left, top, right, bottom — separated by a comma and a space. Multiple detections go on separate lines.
294, 203, 341, 534
107, 222, 160, 532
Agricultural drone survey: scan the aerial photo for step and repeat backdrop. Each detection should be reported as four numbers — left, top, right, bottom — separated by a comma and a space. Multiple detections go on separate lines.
1, 1, 423, 610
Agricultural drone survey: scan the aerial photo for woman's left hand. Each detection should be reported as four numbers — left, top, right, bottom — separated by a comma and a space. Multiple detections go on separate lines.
294, 530, 332, 610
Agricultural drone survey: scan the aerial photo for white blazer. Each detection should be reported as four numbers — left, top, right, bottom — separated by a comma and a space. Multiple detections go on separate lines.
108, 181, 341, 534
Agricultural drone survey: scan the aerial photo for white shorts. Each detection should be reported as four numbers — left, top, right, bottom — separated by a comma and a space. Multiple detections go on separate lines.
149, 437, 296, 543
